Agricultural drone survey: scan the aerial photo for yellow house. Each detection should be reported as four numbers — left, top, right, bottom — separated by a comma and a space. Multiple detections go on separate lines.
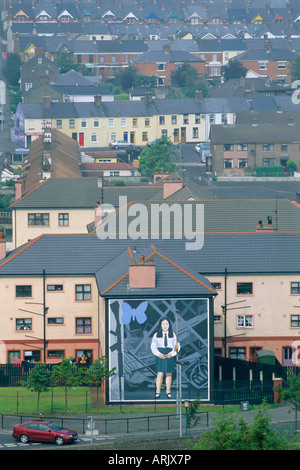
13, 94, 217, 148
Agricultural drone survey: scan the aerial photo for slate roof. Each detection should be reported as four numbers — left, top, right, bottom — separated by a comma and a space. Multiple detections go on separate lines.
0, 232, 299, 279
209, 121, 300, 143
132, 48, 205, 64
17, 96, 251, 120
95, 245, 216, 297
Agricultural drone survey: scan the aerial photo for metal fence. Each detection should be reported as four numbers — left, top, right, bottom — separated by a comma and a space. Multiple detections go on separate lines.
0, 412, 209, 437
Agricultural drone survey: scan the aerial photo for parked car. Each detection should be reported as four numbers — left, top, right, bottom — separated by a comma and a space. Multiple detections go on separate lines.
109, 140, 134, 148
12, 420, 78, 446
147, 140, 157, 146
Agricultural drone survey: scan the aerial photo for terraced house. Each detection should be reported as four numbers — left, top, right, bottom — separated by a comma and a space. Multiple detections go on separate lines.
11, 94, 248, 148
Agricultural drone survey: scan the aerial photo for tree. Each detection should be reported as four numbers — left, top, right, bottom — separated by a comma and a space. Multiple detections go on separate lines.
84, 357, 116, 413
276, 372, 300, 433
51, 358, 84, 413
22, 363, 51, 414
171, 64, 208, 98
290, 55, 300, 81
116, 66, 137, 92
189, 404, 289, 450
222, 60, 247, 81
2, 53, 21, 87
139, 137, 178, 176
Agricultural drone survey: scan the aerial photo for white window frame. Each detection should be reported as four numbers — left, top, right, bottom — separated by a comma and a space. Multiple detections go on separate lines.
237, 315, 253, 328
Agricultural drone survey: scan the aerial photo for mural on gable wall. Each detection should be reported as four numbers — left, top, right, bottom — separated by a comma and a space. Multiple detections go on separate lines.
108, 298, 210, 402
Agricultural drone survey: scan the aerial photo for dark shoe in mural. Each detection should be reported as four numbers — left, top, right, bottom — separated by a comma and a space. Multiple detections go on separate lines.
166, 392, 172, 399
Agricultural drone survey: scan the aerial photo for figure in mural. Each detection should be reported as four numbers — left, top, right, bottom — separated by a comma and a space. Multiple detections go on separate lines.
150, 317, 180, 399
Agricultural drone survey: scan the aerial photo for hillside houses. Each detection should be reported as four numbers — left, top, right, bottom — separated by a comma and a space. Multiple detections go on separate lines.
3, 1, 300, 391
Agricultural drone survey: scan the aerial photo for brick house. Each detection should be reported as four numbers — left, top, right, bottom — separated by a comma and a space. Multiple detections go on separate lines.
233, 43, 297, 83
132, 43, 205, 86
210, 116, 300, 176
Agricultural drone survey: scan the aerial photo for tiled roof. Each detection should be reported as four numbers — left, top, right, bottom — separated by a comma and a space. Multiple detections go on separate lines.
0, 232, 299, 278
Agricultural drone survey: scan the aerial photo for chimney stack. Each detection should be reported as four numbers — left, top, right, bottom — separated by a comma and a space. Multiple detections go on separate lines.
15, 181, 22, 200
163, 178, 183, 199
0, 234, 6, 260
129, 258, 156, 288
94, 95, 102, 106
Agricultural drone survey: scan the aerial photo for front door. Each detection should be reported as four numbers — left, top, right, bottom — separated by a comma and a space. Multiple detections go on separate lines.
79, 133, 84, 146
174, 128, 179, 144
180, 127, 186, 144
130, 132, 135, 144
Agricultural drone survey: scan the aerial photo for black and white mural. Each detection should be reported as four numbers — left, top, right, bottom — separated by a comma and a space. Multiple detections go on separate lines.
108, 298, 211, 402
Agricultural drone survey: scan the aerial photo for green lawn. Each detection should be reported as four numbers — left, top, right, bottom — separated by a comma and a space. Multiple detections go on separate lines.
0, 387, 245, 416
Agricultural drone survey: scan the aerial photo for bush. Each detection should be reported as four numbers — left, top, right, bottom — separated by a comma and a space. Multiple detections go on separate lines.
255, 165, 285, 177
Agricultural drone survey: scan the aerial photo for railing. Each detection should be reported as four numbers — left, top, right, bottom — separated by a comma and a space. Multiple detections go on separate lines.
0, 412, 209, 436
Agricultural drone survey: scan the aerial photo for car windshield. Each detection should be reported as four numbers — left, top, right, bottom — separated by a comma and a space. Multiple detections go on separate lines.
47, 423, 63, 431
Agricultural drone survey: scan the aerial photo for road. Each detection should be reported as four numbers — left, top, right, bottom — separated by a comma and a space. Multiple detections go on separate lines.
0, 429, 116, 450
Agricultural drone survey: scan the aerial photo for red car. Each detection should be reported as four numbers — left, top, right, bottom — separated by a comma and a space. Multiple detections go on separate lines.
12, 420, 78, 446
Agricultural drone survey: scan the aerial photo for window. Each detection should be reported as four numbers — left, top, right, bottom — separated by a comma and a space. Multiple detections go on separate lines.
157, 63, 165, 71
223, 144, 233, 151
81, 119, 87, 128
291, 282, 300, 294
16, 318, 32, 330
108, 118, 114, 128
263, 144, 274, 151
47, 317, 64, 325
291, 315, 300, 327
183, 114, 189, 124
120, 118, 127, 127
47, 284, 63, 292
209, 114, 214, 124
91, 133, 98, 143
145, 118, 150, 127
192, 127, 199, 138
281, 144, 288, 151
237, 144, 248, 151
142, 132, 148, 141
69, 119, 75, 128
237, 282, 253, 295
58, 213, 69, 226
16, 285, 32, 297
132, 118, 138, 127
94, 119, 99, 128
159, 116, 165, 125
278, 61, 286, 69
171, 115, 177, 125
56, 119, 62, 129
48, 350, 64, 358
161, 129, 167, 137
259, 61, 268, 70
263, 158, 277, 166
211, 282, 221, 290
28, 213, 49, 226
195, 114, 200, 124
238, 159, 248, 168
237, 315, 253, 328
76, 317, 92, 334
224, 159, 233, 168
214, 315, 222, 322
229, 347, 245, 359
75, 284, 91, 300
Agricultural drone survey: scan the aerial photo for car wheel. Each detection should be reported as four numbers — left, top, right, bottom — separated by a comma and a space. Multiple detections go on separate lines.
20, 434, 29, 444
55, 436, 64, 446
